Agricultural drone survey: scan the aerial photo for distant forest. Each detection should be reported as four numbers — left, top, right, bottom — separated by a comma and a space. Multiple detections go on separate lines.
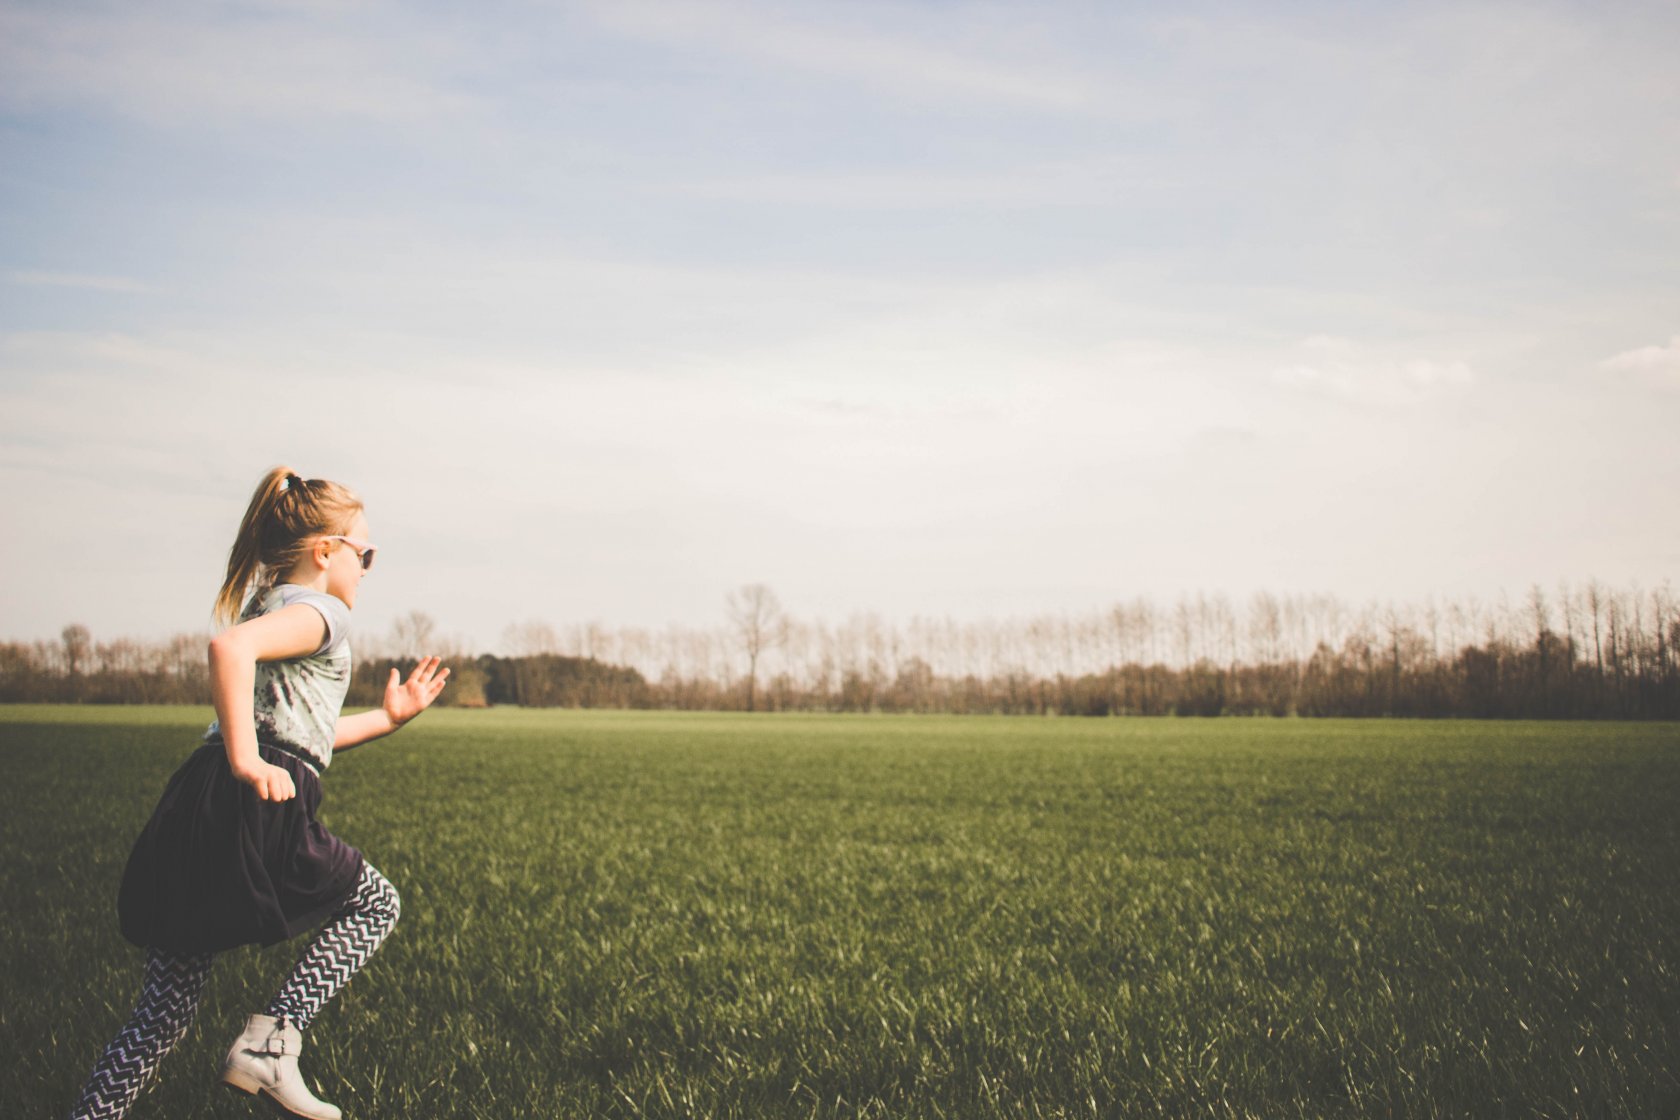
4, 581, 1677, 719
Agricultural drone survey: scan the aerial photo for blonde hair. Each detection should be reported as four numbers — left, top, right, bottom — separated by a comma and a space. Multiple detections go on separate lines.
214, 466, 364, 626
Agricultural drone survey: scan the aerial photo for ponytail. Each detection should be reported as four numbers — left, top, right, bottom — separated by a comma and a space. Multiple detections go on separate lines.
214, 466, 365, 626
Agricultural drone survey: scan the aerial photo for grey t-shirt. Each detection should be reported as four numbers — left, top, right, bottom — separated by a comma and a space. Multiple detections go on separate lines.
203, 584, 353, 770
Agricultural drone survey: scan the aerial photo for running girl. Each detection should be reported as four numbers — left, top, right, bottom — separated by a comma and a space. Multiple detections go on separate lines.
68, 467, 448, 1120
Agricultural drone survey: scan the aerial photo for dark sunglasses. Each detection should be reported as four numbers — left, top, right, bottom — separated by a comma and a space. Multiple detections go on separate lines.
321, 535, 377, 571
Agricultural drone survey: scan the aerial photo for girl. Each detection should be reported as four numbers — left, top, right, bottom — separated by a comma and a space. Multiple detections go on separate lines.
69, 467, 449, 1120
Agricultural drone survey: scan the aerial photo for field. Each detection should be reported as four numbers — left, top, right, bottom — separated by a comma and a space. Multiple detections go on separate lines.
3, 707, 1678, 1119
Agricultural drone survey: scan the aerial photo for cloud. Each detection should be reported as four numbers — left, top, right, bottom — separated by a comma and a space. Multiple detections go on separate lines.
5, 271, 153, 294
1272, 335, 1474, 405
0, 329, 204, 372
799, 398, 895, 421
1599, 335, 1680, 388
659, 156, 1147, 210
585, 0, 1097, 110
0, 3, 473, 126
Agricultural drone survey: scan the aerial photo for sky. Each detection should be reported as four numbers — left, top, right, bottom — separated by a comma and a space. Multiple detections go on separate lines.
2, 0, 1677, 652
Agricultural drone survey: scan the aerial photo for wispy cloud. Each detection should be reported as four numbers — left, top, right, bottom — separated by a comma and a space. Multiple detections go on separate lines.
6, 271, 153, 294
1599, 335, 1680, 388
658, 156, 1148, 209
798, 397, 895, 421
1, 329, 202, 370
0, 3, 473, 126
585, 0, 1098, 110
1272, 336, 1474, 406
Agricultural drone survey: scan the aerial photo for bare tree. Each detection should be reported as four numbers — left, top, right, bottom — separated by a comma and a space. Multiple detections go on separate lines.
61, 623, 91, 701
727, 584, 785, 712
1586, 580, 1606, 694
501, 619, 558, 657
390, 610, 437, 657
61, 623, 91, 678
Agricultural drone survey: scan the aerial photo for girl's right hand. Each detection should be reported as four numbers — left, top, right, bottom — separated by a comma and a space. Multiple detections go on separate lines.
233, 760, 296, 802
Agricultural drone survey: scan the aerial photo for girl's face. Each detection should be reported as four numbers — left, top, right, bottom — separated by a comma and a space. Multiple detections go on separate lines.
323, 511, 372, 609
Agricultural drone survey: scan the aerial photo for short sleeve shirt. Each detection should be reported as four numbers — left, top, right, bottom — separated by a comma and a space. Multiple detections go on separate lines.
203, 584, 352, 769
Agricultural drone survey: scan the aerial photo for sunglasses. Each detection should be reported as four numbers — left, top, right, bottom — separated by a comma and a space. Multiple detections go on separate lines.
322, 535, 378, 571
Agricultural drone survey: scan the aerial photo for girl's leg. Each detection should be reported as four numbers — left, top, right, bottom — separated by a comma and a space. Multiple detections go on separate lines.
265, 862, 400, 1031
218, 865, 398, 1120
68, 948, 213, 1120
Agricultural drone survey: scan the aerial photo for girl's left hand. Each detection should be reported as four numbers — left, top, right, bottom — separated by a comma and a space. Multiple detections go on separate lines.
385, 655, 451, 727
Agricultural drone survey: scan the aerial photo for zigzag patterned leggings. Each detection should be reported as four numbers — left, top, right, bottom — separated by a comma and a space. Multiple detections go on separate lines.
69, 863, 399, 1120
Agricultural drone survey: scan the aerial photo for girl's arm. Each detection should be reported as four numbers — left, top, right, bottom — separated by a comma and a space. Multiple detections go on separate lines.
332, 656, 450, 753
208, 603, 332, 803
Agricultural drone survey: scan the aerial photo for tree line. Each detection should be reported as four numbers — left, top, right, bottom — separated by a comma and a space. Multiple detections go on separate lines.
4, 581, 1677, 718
0, 626, 641, 712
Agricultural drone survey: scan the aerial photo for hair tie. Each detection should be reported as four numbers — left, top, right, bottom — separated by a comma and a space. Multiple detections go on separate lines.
281, 472, 304, 493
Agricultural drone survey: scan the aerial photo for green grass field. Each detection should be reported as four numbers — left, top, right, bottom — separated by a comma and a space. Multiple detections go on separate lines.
3, 706, 1677, 1119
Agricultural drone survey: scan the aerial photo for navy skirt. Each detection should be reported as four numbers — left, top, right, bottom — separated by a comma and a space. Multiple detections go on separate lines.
118, 741, 364, 954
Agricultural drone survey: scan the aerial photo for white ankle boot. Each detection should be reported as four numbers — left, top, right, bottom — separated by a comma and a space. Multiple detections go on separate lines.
221, 1013, 343, 1120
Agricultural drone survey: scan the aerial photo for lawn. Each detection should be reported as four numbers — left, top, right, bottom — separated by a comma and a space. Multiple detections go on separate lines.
4, 706, 1677, 1118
